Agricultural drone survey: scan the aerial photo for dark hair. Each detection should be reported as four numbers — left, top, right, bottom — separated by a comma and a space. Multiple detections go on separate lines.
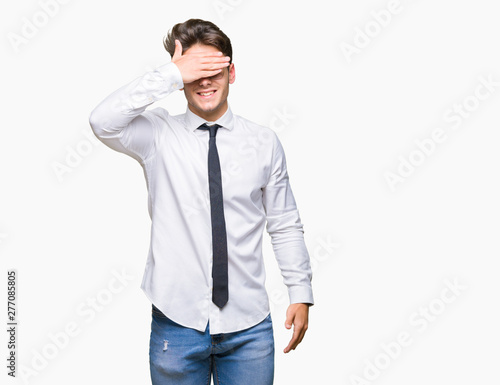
163, 19, 232, 64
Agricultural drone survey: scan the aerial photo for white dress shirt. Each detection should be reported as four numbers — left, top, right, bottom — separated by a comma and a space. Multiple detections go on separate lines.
89, 62, 313, 334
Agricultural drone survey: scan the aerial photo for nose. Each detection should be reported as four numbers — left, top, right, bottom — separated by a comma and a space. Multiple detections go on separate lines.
198, 76, 212, 86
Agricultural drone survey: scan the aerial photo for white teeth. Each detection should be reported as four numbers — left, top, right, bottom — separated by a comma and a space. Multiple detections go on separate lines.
199, 91, 215, 96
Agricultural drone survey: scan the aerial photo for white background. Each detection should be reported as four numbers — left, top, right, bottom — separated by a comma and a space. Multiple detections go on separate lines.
1, 0, 500, 384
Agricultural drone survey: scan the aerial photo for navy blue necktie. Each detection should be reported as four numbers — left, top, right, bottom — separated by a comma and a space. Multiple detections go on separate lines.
198, 123, 228, 308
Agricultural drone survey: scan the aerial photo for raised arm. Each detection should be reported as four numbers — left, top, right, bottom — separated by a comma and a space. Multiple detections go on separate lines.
88, 40, 230, 162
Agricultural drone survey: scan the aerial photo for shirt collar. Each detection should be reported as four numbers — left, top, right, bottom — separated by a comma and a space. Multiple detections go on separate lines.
185, 105, 234, 132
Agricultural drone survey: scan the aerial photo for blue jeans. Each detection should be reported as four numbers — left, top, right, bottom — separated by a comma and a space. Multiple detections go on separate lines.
149, 305, 275, 385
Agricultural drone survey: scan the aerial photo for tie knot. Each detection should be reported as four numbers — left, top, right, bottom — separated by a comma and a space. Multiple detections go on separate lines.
198, 123, 221, 138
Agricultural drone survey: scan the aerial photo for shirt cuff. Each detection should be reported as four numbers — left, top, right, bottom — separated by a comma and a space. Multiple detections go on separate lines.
288, 285, 314, 306
156, 62, 184, 91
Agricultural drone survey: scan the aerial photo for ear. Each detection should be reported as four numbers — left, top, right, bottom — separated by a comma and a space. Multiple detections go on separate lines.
228, 63, 235, 84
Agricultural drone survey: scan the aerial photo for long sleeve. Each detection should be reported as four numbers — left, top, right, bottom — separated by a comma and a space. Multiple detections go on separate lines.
88, 62, 183, 163
262, 133, 314, 305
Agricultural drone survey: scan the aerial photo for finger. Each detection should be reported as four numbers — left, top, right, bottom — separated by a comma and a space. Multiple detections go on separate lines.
200, 51, 225, 57
201, 55, 230, 61
294, 326, 307, 347
195, 65, 229, 80
184, 51, 226, 59
199, 58, 231, 68
183, 68, 224, 85
284, 323, 307, 353
283, 311, 296, 352
284, 326, 300, 353
200, 68, 226, 78
173, 39, 182, 60
284, 312, 294, 330
202, 62, 230, 73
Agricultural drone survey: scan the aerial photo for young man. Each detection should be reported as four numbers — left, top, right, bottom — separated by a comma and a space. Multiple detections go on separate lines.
89, 18, 313, 384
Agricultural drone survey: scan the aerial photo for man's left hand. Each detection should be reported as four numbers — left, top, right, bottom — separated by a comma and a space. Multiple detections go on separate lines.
283, 303, 310, 353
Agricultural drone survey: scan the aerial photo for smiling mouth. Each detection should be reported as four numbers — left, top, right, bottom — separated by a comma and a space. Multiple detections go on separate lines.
197, 90, 216, 98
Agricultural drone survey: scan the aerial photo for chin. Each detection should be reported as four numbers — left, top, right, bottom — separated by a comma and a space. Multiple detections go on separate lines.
187, 91, 228, 120
194, 100, 221, 113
